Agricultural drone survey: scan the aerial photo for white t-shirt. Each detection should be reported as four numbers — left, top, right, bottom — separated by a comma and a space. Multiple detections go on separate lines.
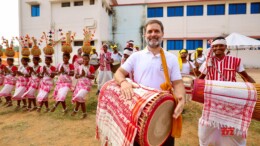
122, 48, 182, 90
181, 61, 196, 75
196, 55, 206, 64
111, 52, 122, 64
90, 53, 99, 65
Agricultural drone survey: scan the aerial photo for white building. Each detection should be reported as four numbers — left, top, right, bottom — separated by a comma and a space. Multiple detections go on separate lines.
113, 0, 260, 68
19, 0, 117, 65
20, 0, 260, 67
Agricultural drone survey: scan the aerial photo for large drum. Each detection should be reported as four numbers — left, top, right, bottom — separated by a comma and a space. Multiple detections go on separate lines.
97, 80, 175, 146
111, 61, 121, 73
136, 90, 174, 146
192, 79, 260, 121
182, 74, 196, 103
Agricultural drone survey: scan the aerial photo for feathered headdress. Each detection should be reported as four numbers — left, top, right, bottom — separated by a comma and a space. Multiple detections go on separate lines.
62, 31, 76, 54
31, 37, 41, 57
82, 27, 95, 54
41, 29, 64, 57
16, 34, 32, 57
2, 37, 15, 58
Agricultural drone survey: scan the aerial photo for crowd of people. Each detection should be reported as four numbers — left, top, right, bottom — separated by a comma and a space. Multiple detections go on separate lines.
0, 19, 257, 146
0, 35, 139, 119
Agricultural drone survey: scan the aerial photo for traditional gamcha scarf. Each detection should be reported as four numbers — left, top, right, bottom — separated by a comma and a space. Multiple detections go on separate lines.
200, 80, 257, 138
160, 48, 182, 138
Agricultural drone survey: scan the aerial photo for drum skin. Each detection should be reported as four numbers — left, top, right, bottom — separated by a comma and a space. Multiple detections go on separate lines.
99, 80, 176, 146
136, 94, 174, 146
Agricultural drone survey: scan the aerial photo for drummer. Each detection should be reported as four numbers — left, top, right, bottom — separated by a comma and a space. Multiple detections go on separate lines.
199, 36, 255, 146
122, 47, 133, 62
178, 49, 197, 76
122, 47, 133, 80
111, 44, 122, 65
114, 19, 185, 146
89, 47, 99, 84
178, 49, 196, 103
189, 47, 206, 68
97, 44, 113, 95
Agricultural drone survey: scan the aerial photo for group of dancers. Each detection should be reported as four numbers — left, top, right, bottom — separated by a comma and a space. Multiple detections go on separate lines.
0, 30, 97, 119
0, 52, 96, 119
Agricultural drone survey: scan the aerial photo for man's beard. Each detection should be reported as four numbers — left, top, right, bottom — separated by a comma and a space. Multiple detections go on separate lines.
146, 37, 163, 48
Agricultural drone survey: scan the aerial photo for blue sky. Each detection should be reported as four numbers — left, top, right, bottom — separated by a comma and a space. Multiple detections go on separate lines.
0, 0, 19, 43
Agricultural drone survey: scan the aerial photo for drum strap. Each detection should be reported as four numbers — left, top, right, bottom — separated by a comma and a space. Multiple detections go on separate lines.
159, 48, 182, 138
159, 49, 172, 92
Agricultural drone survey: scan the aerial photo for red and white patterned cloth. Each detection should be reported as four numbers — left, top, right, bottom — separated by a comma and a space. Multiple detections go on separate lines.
53, 63, 74, 101
36, 65, 56, 102
0, 64, 6, 85
72, 65, 95, 103
0, 66, 17, 97
96, 80, 161, 146
22, 66, 41, 99
99, 52, 112, 71
200, 80, 257, 138
13, 66, 30, 100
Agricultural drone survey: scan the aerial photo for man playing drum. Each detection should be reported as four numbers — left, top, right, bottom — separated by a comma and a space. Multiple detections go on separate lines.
111, 45, 122, 73
114, 19, 186, 146
199, 36, 255, 146
178, 49, 197, 103
97, 44, 113, 95
178, 49, 196, 76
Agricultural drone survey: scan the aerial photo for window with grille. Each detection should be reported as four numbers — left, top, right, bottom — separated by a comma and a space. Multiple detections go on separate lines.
229, 3, 246, 15
62, 2, 70, 7
74, 1, 83, 6
147, 7, 163, 18
167, 6, 183, 17
207, 4, 225, 15
187, 5, 203, 16
90, 0, 95, 5
167, 40, 183, 50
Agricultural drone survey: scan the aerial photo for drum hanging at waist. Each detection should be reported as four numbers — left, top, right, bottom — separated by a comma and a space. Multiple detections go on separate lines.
192, 79, 260, 121
97, 79, 175, 146
182, 74, 196, 95
89, 59, 99, 71
111, 61, 121, 73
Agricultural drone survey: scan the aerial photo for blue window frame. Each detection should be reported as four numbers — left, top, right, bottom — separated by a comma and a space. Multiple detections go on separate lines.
167, 40, 183, 50
251, 3, 260, 14
186, 40, 203, 50
147, 7, 163, 18
167, 6, 183, 17
207, 4, 225, 15
229, 3, 246, 15
31, 5, 40, 17
187, 5, 203, 16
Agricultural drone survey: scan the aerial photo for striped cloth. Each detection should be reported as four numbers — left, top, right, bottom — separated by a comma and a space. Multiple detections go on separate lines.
200, 80, 257, 138
96, 80, 159, 146
206, 55, 241, 82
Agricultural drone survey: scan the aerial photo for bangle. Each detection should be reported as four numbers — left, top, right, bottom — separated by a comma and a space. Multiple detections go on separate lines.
119, 79, 127, 85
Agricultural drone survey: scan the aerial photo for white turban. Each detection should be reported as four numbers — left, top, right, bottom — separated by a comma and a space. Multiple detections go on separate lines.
123, 49, 133, 56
